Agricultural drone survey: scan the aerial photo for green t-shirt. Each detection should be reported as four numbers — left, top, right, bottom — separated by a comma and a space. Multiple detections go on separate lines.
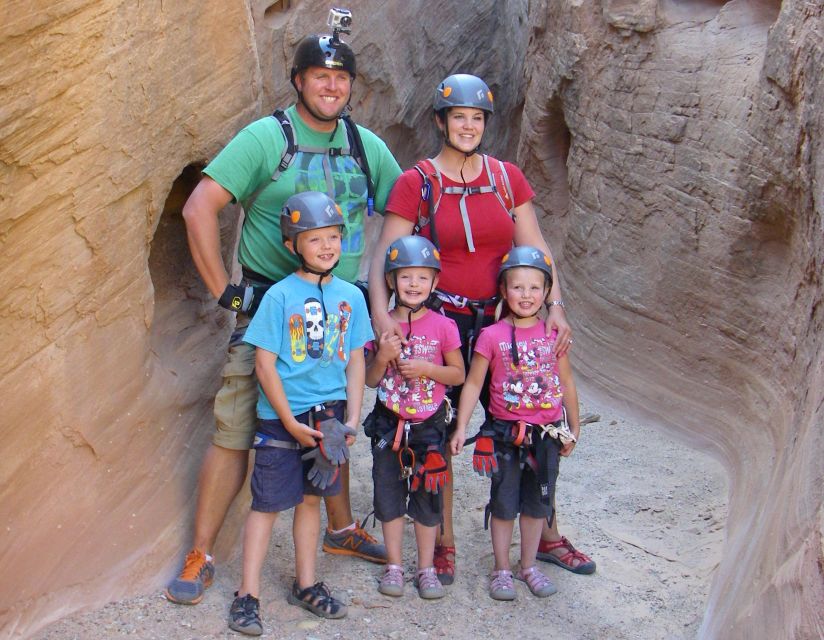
204, 105, 401, 283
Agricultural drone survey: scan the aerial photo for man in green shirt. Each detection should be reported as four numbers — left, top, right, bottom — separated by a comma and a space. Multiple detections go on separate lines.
167, 31, 401, 605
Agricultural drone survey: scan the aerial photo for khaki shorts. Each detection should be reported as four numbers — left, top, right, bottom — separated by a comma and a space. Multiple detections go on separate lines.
212, 315, 259, 450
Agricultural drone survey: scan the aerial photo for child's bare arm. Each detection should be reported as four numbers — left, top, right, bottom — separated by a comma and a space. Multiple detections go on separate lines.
255, 348, 322, 447
344, 347, 366, 443
450, 354, 489, 455
557, 354, 580, 456
365, 332, 402, 387
396, 347, 465, 386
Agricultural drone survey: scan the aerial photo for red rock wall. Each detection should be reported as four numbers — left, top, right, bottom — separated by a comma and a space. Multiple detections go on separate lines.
2, 0, 822, 637
0, 1, 526, 636
518, 1, 823, 638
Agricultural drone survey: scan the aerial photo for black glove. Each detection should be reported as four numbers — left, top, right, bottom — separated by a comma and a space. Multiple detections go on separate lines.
317, 416, 356, 465
302, 447, 340, 490
218, 283, 265, 315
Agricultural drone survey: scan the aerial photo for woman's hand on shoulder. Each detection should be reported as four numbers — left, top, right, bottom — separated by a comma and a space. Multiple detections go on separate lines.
546, 305, 572, 356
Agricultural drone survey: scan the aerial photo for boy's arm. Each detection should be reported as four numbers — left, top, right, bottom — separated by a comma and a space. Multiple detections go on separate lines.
449, 354, 489, 455
255, 348, 322, 447
365, 332, 401, 387
557, 354, 580, 457
344, 347, 366, 438
396, 347, 465, 386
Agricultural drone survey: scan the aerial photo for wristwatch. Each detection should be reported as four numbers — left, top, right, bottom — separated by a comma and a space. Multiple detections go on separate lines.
545, 299, 565, 310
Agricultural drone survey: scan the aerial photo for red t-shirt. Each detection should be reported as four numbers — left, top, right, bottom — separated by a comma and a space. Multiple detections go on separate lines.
385, 159, 535, 312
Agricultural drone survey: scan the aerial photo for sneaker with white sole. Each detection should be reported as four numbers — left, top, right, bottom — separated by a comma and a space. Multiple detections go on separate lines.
322, 520, 387, 564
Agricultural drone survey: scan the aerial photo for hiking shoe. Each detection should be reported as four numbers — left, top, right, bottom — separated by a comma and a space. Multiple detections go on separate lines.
415, 567, 445, 600
489, 569, 516, 601
228, 592, 262, 636
516, 565, 557, 598
322, 520, 387, 564
378, 564, 405, 597
287, 580, 348, 619
165, 549, 215, 605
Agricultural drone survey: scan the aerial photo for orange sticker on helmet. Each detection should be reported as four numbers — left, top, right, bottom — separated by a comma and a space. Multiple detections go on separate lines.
443, 86, 452, 98
487, 90, 494, 102
389, 248, 399, 260
544, 255, 553, 267
291, 210, 301, 223
433, 248, 441, 261
335, 204, 342, 215
501, 252, 510, 263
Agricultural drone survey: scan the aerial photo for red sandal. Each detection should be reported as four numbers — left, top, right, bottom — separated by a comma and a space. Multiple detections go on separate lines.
433, 544, 456, 585
536, 536, 596, 574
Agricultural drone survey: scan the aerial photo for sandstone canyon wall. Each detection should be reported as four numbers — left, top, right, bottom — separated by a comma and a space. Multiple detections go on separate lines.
1, 0, 822, 638
0, 1, 527, 637
518, 1, 823, 638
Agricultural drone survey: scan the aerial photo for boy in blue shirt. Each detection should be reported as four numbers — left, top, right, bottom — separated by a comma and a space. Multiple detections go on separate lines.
229, 191, 372, 635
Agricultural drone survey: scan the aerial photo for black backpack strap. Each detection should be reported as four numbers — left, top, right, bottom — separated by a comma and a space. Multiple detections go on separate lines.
243, 109, 295, 213
271, 109, 296, 181
341, 113, 375, 216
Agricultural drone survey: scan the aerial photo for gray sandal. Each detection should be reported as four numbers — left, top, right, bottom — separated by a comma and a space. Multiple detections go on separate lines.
287, 580, 348, 619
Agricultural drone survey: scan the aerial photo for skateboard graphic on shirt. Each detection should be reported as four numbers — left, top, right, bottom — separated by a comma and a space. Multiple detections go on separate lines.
289, 314, 307, 363
337, 301, 351, 361
320, 311, 341, 367
304, 297, 324, 359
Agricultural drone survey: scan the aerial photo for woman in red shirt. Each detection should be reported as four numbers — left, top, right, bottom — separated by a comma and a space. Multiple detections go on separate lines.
368, 74, 594, 585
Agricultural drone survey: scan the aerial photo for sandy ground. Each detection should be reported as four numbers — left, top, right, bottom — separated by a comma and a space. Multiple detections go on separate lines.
32, 386, 727, 640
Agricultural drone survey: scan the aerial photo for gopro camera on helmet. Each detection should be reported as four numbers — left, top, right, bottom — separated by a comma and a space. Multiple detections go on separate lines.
328, 7, 353, 42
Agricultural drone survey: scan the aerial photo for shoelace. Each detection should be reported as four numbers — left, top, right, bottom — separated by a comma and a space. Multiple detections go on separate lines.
352, 524, 379, 544
179, 550, 207, 580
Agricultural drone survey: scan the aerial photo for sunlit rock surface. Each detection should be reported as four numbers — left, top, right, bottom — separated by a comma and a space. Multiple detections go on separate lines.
1, 0, 821, 638
518, 1, 823, 638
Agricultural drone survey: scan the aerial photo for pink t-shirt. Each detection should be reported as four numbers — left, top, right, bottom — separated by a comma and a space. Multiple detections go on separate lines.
367, 310, 461, 420
474, 320, 564, 424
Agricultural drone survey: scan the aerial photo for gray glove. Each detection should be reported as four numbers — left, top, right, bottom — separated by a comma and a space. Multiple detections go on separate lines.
317, 417, 357, 465
302, 447, 340, 490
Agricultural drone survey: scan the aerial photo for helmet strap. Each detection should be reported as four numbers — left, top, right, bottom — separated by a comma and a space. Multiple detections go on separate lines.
392, 274, 434, 340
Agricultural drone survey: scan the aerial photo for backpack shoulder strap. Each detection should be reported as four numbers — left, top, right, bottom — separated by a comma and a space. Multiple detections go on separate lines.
413, 158, 441, 231
483, 155, 515, 220
242, 109, 294, 212
341, 114, 375, 216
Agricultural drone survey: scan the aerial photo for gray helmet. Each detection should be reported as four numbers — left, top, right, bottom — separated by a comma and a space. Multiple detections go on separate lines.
498, 246, 553, 286
384, 236, 441, 274
433, 74, 494, 114
281, 191, 344, 245
291, 34, 356, 85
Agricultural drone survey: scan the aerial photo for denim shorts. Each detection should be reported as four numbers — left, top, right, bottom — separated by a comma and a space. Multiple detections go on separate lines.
250, 407, 343, 513
372, 444, 443, 528
488, 440, 560, 521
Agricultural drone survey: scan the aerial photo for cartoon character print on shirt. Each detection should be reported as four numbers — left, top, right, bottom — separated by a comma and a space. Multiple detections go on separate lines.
304, 297, 324, 359
377, 334, 441, 418
498, 333, 563, 412
293, 151, 368, 259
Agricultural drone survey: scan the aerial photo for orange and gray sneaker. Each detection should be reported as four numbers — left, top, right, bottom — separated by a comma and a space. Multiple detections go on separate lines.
322, 520, 387, 564
165, 549, 215, 605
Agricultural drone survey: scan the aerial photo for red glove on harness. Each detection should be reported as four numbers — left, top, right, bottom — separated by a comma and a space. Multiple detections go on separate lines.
410, 448, 450, 494
472, 436, 498, 477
